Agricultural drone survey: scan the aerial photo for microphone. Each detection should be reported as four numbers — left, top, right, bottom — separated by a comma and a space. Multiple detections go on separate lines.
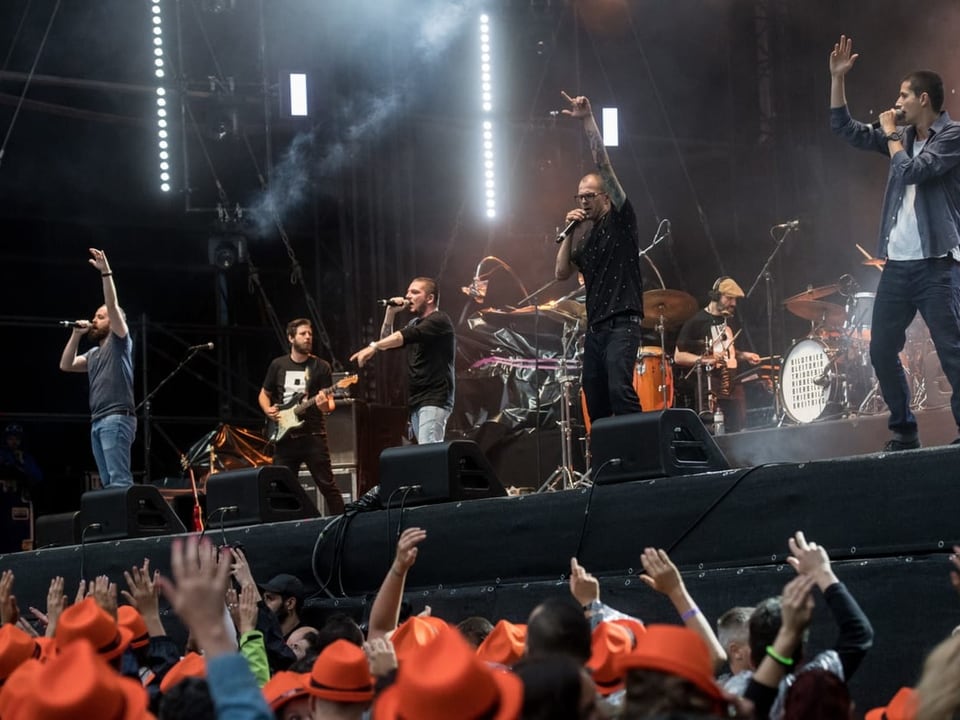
870, 109, 906, 129
773, 219, 800, 229
188, 342, 215, 351
556, 218, 581, 244
59, 320, 85, 328
377, 298, 409, 308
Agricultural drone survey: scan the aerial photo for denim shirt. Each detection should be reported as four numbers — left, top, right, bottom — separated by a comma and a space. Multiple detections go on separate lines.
831, 105, 960, 258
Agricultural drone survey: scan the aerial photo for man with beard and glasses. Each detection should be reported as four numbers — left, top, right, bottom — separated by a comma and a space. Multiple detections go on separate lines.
59, 248, 136, 489
260, 318, 343, 515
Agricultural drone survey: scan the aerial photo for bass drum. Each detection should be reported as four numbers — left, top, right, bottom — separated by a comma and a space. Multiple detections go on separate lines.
780, 338, 839, 423
580, 347, 674, 434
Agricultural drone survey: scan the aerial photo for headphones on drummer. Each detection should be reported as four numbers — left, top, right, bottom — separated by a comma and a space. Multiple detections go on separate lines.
708, 276, 731, 303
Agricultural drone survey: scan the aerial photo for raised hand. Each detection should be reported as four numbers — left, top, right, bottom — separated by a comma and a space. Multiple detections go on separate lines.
237, 583, 258, 635
639, 547, 684, 597
829, 35, 858, 77
569, 557, 600, 606
122, 559, 160, 616
949, 545, 960, 596
230, 547, 262, 602
35, 576, 66, 637
0, 569, 17, 626
364, 636, 398, 677
779, 573, 816, 637
560, 91, 592, 118
88, 247, 111, 274
394, 527, 427, 575
91, 574, 119, 620
786, 530, 838, 589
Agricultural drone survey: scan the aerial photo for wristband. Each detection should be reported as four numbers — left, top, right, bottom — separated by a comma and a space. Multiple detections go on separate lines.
765, 645, 794, 668
582, 600, 601, 613
368, 341, 378, 351
101, 272, 113, 277
680, 607, 700, 621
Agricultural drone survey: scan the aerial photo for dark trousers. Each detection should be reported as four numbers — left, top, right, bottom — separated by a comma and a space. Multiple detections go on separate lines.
582, 314, 643, 422
273, 433, 344, 515
870, 257, 960, 437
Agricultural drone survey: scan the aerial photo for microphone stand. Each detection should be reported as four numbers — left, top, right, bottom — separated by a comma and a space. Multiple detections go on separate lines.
136, 345, 208, 485
745, 224, 797, 424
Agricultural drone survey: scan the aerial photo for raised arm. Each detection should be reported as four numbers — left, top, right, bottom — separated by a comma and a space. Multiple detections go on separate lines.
59, 324, 89, 372
561, 91, 625, 208
829, 35, 858, 109
367, 527, 427, 641
88, 248, 128, 338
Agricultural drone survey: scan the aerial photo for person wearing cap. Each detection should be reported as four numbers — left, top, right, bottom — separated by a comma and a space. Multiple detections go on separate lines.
59, 248, 136, 488
259, 573, 306, 639
0, 424, 42, 487
304, 639, 375, 719
674, 276, 761, 432
263, 670, 312, 719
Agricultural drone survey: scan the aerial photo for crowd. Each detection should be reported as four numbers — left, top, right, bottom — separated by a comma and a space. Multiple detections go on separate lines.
0, 528, 958, 719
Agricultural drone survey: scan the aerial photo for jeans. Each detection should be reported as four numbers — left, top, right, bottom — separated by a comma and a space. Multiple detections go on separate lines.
91, 414, 136, 488
582, 314, 643, 422
870, 257, 960, 437
410, 406, 451, 444
273, 434, 344, 515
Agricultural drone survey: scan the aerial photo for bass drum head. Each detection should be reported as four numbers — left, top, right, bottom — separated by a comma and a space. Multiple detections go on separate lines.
780, 338, 832, 423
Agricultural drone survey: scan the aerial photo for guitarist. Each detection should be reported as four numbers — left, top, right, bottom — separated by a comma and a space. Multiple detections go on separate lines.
259, 318, 343, 515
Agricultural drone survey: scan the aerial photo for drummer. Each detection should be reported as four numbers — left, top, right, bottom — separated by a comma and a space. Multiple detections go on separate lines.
673, 277, 761, 432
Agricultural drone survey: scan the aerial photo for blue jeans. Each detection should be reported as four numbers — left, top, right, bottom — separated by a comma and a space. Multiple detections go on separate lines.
410, 406, 451, 444
91, 414, 137, 488
870, 258, 960, 437
582, 314, 642, 422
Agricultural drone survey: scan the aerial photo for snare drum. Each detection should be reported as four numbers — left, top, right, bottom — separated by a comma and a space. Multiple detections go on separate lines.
580, 346, 675, 433
780, 338, 838, 423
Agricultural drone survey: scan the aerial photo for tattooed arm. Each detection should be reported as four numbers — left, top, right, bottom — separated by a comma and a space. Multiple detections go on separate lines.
561, 91, 626, 209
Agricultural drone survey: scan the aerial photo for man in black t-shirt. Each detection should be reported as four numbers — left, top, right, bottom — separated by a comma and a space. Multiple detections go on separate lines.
350, 277, 455, 443
259, 318, 343, 515
555, 92, 644, 422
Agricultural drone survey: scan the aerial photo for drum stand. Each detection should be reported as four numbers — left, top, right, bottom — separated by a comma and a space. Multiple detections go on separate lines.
653, 314, 671, 409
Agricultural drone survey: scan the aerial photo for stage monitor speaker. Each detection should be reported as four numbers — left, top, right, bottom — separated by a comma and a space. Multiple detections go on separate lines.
379, 440, 506, 507
80, 486, 187, 541
591, 408, 730, 483
206, 465, 319, 527
35, 511, 81, 548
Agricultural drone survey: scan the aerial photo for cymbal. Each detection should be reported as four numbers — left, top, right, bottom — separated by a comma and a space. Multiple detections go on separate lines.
480, 305, 578, 327
545, 299, 586, 322
641, 289, 698, 329
784, 298, 846, 326
862, 258, 886, 269
784, 283, 839, 303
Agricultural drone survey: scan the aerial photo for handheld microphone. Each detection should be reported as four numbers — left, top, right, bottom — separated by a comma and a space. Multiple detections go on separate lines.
59, 320, 85, 328
556, 218, 581, 244
773, 219, 800, 229
188, 342, 215, 351
377, 298, 408, 308
870, 109, 906, 129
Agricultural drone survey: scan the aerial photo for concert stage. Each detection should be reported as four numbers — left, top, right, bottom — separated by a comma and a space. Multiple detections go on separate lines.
1, 417, 958, 711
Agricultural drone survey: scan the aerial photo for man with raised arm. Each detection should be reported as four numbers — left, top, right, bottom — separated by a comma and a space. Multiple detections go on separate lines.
59, 248, 136, 488
555, 92, 644, 422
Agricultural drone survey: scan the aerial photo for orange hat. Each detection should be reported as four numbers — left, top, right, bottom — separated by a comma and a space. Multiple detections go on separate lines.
0, 658, 43, 719
587, 622, 634, 696
118, 606, 150, 650
9, 640, 152, 720
304, 639, 374, 703
263, 671, 310, 711
475, 620, 527, 667
865, 687, 918, 720
374, 625, 524, 720
616, 624, 723, 707
0, 624, 42, 683
159, 652, 207, 694
390, 616, 443, 662
55, 597, 134, 660
610, 617, 647, 647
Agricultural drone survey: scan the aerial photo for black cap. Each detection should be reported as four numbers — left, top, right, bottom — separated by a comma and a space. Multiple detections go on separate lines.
259, 573, 305, 601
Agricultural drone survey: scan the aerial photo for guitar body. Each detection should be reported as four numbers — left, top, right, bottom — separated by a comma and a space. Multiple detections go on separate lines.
265, 374, 358, 444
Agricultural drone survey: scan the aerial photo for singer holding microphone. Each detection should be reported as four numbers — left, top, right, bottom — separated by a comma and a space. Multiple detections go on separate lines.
58, 248, 136, 489
830, 35, 960, 450
555, 92, 644, 422
349, 277, 455, 444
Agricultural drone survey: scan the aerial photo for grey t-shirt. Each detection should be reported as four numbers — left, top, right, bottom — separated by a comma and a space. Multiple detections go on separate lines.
85, 332, 135, 420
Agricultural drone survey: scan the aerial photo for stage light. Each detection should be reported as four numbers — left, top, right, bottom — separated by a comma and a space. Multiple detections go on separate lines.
149, 3, 171, 192
602, 106, 619, 147
289, 73, 308, 117
477, 14, 497, 219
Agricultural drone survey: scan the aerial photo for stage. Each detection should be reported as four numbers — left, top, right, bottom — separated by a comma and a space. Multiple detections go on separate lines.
2, 405, 959, 711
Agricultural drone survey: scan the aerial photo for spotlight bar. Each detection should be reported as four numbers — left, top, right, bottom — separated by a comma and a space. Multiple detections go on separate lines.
602, 107, 619, 147
479, 13, 496, 220
150, 1, 171, 192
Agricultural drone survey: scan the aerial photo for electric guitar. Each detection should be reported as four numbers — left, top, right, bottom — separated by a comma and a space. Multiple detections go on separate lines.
265, 374, 358, 443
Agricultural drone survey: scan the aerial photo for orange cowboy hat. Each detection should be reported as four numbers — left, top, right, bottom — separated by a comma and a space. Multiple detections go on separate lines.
0, 658, 43, 719
0, 624, 43, 684
304, 639, 375, 703
389, 615, 444, 662
54, 596, 134, 660
374, 625, 523, 720
118, 606, 150, 651
865, 687, 918, 720
475, 619, 527, 667
8, 640, 152, 720
610, 617, 647, 646
263, 671, 310, 711
616, 624, 724, 706
587, 621, 634, 696
159, 652, 207, 694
